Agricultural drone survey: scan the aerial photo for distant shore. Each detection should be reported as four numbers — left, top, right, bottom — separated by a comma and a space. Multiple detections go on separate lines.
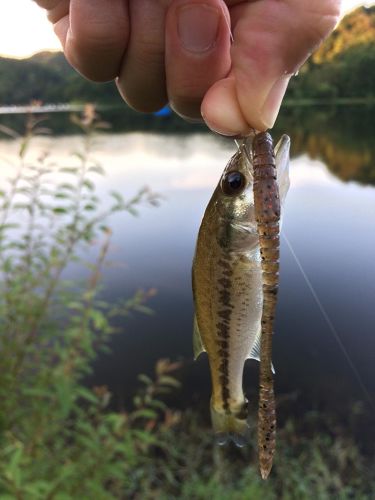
1, 98, 375, 117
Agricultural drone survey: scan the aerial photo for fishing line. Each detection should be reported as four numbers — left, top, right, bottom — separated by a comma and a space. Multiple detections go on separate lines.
221, 4, 234, 43
282, 232, 375, 413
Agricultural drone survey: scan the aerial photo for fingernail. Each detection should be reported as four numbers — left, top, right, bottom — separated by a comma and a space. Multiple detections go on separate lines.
208, 126, 240, 137
177, 4, 220, 53
261, 76, 290, 129
201, 110, 251, 137
169, 98, 204, 122
207, 123, 248, 137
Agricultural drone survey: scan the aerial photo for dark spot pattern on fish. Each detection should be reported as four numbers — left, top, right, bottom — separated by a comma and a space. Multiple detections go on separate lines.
222, 269, 234, 277
219, 289, 233, 307
216, 322, 229, 339
218, 309, 232, 321
220, 358, 229, 370
222, 386, 230, 403
218, 259, 232, 270
218, 277, 231, 288
216, 254, 235, 411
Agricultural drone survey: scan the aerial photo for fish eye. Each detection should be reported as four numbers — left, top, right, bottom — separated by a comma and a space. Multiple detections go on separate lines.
221, 171, 246, 196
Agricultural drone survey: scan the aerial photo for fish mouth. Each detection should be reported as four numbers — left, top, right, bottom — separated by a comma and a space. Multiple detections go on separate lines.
235, 134, 255, 166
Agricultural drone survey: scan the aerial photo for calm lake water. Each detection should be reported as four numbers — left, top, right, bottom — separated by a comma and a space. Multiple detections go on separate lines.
1, 106, 374, 434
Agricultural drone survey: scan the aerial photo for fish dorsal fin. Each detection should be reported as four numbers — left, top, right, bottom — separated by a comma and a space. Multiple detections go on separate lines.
248, 323, 275, 374
275, 134, 291, 206
193, 315, 206, 360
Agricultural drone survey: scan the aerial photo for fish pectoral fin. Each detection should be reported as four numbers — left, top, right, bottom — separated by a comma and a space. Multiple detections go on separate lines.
193, 315, 206, 360
230, 222, 253, 234
248, 326, 275, 374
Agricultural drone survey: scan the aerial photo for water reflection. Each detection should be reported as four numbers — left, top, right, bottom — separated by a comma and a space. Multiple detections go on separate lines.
0, 107, 374, 426
275, 105, 375, 185
1, 104, 375, 186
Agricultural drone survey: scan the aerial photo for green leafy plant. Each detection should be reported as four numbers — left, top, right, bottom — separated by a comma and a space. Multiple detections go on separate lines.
0, 107, 173, 499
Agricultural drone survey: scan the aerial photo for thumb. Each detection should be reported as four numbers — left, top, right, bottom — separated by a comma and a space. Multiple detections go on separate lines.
202, 0, 340, 135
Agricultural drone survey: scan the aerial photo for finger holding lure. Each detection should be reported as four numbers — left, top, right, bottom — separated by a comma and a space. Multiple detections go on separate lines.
192, 130, 290, 478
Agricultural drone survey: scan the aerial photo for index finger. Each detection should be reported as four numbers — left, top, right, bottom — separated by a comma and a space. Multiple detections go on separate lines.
35, 0, 130, 82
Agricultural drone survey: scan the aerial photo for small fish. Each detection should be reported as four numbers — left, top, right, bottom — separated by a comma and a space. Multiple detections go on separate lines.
192, 132, 290, 471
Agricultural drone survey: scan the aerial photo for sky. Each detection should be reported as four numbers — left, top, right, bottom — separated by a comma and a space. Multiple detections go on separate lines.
0, 0, 374, 58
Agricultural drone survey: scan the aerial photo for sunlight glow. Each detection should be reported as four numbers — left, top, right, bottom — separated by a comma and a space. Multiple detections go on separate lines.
0, 1, 61, 58
0, 0, 373, 58
341, 0, 375, 14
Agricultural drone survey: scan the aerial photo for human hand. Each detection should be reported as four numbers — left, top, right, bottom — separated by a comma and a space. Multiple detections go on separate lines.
35, 0, 341, 135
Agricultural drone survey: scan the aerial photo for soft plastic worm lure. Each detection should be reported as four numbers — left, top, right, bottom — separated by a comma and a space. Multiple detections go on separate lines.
252, 132, 280, 479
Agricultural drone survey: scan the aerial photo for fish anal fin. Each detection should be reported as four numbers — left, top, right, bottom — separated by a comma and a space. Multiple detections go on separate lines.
193, 315, 206, 360
248, 324, 275, 374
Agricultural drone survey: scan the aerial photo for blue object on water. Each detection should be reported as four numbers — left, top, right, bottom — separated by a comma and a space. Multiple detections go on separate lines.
153, 106, 172, 117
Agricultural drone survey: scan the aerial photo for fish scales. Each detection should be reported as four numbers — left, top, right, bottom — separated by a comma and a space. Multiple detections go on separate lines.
192, 132, 290, 468
253, 132, 280, 479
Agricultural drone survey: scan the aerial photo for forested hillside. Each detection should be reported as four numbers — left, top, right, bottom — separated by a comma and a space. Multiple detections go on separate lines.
0, 51, 122, 106
312, 5, 375, 63
287, 6, 375, 100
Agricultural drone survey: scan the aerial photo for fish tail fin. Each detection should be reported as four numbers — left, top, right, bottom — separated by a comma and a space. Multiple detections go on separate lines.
210, 400, 250, 448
